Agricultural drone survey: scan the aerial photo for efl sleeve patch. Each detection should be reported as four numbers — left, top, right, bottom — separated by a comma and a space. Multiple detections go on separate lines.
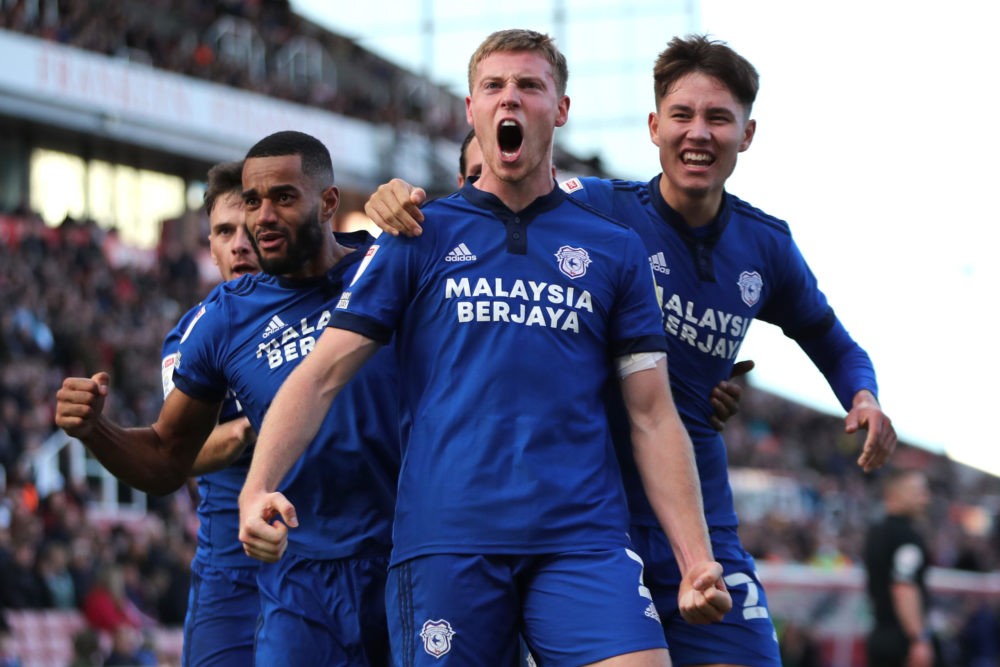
558, 177, 583, 194
161, 353, 178, 399
349, 244, 380, 287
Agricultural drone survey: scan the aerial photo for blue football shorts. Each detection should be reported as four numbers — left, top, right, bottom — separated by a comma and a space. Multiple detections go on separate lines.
388, 549, 667, 666
183, 560, 259, 667
254, 551, 390, 667
630, 524, 781, 667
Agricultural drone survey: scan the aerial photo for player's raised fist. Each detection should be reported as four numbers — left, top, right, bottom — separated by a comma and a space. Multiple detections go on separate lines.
55, 371, 110, 438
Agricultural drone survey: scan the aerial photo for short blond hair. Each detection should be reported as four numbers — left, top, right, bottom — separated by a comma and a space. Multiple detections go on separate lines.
467, 29, 568, 96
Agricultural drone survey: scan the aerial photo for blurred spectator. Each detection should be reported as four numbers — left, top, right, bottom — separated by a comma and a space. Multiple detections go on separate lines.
68, 628, 102, 667
153, 535, 194, 626
36, 540, 76, 608
68, 533, 101, 609
0, 540, 48, 609
103, 625, 156, 666
158, 235, 201, 310
778, 620, 822, 667
38, 489, 83, 545
957, 600, 1000, 667
81, 564, 145, 635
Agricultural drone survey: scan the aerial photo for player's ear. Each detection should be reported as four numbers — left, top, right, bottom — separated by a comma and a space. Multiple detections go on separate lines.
321, 186, 340, 219
648, 111, 661, 147
554, 95, 570, 128
739, 119, 756, 153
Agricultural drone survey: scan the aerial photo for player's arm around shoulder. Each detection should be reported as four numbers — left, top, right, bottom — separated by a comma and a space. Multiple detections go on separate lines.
618, 357, 732, 624
365, 178, 427, 237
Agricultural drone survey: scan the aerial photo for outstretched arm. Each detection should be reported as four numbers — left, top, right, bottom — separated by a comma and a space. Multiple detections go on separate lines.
364, 178, 426, 237
620, 357, 732, 624
797, 318, 894, 472
55, 372, 219, 494
238, 327, 379, 563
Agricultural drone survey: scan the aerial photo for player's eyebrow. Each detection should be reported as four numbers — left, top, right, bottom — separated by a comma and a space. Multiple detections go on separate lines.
242, 184, 299, 200
667, 102, 737, 119
706, 104, 737, 118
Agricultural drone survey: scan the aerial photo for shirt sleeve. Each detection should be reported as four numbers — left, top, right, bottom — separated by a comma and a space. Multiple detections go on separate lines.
171, 299, 230, 404
759, 233, 877, 410
161, 304, 202, 400
559, 176, 611, 211
608, 228, 668, 357
161, 329, 182, 400
797, 317, 878, 410
329, 231, 423, 343
891, 542, 924, 583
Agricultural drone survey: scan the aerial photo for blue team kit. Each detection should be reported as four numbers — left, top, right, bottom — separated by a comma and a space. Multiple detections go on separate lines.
330, 183, 670, 662
561, 174, 877, 666
170, 231, 400, 666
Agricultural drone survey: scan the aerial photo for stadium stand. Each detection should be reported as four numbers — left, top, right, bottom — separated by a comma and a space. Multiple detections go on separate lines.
5, 609, 88, 667
0, 0, 467, 143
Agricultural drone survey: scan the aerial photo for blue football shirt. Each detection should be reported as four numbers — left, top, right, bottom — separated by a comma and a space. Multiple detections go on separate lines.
562, 175, 877, 528
329, 184, 667, 565
172, 231, 401, 560
163, 298, 258, 570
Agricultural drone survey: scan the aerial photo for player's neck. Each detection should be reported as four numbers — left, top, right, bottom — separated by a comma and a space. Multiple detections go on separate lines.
477, 168, 554, 213
661, 180, 723, 229
319, 235, 356, 272
284, 231, 354, 279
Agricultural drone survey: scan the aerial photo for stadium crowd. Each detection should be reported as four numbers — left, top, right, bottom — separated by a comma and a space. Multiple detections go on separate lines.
2, 205, 999, 664
1, 0, 468, 142
1, 209, 198, 665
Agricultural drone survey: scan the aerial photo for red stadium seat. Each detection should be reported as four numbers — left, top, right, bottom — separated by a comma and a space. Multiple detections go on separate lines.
5, 609, 87, 667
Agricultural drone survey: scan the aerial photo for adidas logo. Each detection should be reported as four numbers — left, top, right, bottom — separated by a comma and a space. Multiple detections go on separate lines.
649, 251, 670, 275
262, 315, 286, 339
445, 243, 477, 262
643, 602, 661, 622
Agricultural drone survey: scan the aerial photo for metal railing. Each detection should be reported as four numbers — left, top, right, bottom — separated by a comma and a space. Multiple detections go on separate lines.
31, 429, 147, 518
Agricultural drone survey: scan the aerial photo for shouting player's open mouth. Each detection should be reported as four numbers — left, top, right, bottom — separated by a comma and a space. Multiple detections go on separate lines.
498, 119, 523, 163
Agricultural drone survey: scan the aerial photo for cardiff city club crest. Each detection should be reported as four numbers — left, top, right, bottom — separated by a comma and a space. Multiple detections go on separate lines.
554, 245, 592, 279
737, 270, 763, 307
420, 619, 455, 658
